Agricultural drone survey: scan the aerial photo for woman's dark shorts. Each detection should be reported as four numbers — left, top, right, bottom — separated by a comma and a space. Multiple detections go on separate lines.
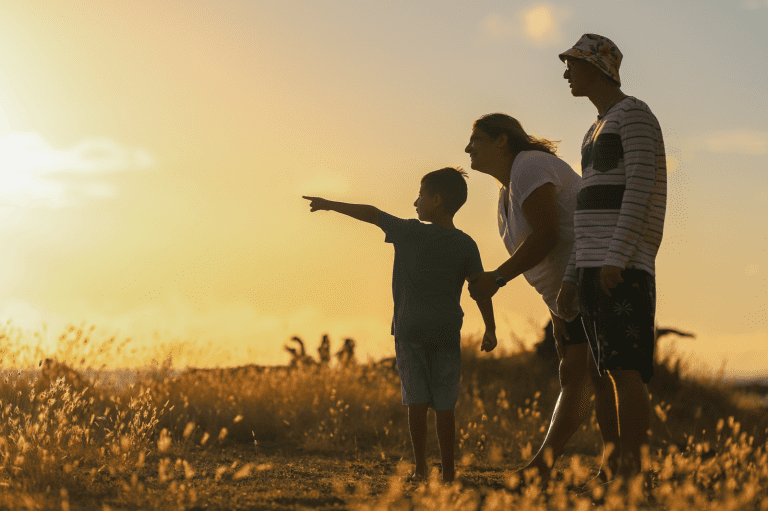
562, 313, 589, 347
577, 267, 656, 383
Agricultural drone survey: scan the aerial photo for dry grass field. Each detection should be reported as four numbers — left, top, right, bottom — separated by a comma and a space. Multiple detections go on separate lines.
0, 323, 767, 510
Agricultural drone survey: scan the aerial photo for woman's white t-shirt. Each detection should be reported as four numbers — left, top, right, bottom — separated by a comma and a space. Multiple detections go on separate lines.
498, 150, 580, 318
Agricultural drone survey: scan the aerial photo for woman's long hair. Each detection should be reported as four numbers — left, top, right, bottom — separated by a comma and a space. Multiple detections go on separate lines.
473, 113, 559, 156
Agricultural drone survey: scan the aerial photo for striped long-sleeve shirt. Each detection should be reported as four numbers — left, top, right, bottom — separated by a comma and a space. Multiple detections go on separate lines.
563, 96, 667, 283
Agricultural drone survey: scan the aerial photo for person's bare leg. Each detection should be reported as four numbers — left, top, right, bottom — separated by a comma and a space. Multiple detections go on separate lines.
434, 409, 455, 482
589, 354, 621, 483
609, 369, 651, 479
519, 343, 592, 485
408, 403, 429, 478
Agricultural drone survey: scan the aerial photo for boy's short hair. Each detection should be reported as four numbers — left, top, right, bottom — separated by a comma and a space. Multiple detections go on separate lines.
421, 167, 469, 216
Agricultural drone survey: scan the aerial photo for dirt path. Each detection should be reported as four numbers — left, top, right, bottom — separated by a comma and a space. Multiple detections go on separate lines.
53, 445, 521, 510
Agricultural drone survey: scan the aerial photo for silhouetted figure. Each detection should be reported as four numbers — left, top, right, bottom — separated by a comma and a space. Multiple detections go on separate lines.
284, 336, 317, 368
318, 334, 331, 366
465, 111, 597, 488
557, 33, 668, 481
304, 166, 497, 483
335, 338, 356, 367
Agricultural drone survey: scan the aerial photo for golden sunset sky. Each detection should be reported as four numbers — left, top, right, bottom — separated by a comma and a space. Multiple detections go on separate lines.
0, 1, 766, 377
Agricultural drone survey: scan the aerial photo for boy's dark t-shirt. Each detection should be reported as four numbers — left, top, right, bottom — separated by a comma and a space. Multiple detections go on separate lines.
379, 212, 483, 351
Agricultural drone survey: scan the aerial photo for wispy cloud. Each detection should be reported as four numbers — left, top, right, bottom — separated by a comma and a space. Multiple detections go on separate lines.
0, 132, 156, 208
481, 3, 570, 46
696, 129, 768, 155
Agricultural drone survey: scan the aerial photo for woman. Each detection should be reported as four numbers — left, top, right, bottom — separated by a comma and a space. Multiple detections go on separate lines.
465, 113, 618, 485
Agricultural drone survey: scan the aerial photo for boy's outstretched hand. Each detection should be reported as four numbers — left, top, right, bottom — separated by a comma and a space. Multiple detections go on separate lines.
303, 196, 333, 212
480, 330, 497, 352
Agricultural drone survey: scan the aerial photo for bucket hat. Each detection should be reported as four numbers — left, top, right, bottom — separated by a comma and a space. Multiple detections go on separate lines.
559, 33, 622, 86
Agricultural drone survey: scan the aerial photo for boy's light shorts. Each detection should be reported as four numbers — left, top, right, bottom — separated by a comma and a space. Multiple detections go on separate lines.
394, 339, 461, 411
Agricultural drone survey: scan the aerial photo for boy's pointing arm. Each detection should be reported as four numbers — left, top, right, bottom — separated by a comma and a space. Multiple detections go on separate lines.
303, 196, 380, 226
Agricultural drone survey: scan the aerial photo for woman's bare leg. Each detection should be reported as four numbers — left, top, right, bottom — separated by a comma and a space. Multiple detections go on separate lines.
520, 343, 592, 485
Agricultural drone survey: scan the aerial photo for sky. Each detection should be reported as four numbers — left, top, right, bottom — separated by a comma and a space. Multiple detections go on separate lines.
0, 0, 766, 378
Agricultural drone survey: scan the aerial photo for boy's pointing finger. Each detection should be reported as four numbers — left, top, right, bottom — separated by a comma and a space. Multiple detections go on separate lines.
302, 196, 330, 212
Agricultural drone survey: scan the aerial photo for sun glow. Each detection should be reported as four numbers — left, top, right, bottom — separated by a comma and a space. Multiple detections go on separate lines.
518, 3, 569, 46
0, 132, 156, 209
522, 5, 555, 41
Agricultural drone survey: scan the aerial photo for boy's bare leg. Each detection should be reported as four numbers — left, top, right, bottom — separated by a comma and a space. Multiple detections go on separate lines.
609, 370, 651, 479
519, 343, 591, 485
435, 409, 455, 482
408, 403, 429, 478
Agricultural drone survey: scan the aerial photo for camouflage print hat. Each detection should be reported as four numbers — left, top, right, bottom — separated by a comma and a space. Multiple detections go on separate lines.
559, 33, 622, 86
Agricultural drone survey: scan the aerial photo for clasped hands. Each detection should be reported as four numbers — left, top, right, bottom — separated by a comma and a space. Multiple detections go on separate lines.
466, 271, 499, 302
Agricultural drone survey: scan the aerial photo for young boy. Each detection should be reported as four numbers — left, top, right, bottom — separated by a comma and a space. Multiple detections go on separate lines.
303, 167, 497, 483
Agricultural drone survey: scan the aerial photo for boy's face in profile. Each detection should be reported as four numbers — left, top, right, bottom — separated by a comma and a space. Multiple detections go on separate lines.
414, 182, 441, 222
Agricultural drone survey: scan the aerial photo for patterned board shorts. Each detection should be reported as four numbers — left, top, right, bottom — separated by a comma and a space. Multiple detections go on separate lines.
577, 267, 656, 383
394, 339, 461, 411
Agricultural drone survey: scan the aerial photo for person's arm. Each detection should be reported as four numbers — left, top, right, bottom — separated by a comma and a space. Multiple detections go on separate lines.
497, 181, 559, 278
303, 196, 380, 226
476, 298, 497, 352
602, 105, 664, 296
468, 183, 560, 302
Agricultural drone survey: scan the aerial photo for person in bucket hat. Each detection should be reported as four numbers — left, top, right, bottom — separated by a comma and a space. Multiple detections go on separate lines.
554, 33, 668, 484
